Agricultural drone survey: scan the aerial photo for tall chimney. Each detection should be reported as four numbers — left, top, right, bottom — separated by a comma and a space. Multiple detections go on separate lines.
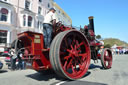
88, 16, 95, 33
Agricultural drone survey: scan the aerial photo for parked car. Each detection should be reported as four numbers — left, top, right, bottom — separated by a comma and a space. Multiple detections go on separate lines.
0, 61, 3, 69
1, 48, 10, 57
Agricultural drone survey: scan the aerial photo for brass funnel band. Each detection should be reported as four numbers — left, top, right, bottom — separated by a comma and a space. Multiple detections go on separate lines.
88, 16, 94, 20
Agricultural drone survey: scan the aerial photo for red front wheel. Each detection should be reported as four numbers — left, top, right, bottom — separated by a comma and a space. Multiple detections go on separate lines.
50, 30, 91, 80
101, 48, 112, 69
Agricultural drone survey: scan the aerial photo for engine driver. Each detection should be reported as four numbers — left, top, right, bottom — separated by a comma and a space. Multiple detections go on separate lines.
43, 8, 56, 51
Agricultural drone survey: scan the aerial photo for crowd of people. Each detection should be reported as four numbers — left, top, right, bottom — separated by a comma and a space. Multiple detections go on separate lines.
111, 48, 128, 55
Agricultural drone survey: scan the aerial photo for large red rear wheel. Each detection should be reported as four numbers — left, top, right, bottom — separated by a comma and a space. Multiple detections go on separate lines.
101, 48, 112, 69
50, 30, 91, 80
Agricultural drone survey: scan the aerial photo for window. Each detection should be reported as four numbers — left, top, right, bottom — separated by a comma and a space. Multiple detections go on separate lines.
0, 38, 7, 44
48, 3, 50, 8
25, 0, 30, 10
39, 0, 42, 2
28, 16, 32, 27
37, 21, 42, 29
0, 8, 8, 21
58, 10, 60, 13
23, 15, 26, 26
38, 7, 41, 14
0, 30, 7, 44
58, 18, 60, 21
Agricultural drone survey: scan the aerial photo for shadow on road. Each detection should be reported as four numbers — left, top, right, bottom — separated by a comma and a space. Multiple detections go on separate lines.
26, 70, 66, 81
26, 64, 104, 82
54, 80, 107, 85
26, 70, 91, 81
89, 64, 103, 69
83, 71, 91, 78
0, 70, 8, 73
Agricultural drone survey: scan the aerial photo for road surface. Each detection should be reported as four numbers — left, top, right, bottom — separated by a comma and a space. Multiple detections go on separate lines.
0, 55, 128, 85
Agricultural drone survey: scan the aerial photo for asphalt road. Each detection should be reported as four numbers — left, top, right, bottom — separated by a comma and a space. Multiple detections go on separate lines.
0, 55, 128, 85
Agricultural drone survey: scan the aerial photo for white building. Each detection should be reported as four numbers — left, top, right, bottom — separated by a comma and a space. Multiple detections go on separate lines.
0, 0, 72, 52
52, 2, 72, 26
0, 0, 16, 52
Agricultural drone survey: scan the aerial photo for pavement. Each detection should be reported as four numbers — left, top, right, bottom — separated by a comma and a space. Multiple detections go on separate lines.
0, 54, 128, 85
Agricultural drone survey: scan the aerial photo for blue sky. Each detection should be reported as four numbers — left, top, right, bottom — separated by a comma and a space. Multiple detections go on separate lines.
54, 0, 128, 43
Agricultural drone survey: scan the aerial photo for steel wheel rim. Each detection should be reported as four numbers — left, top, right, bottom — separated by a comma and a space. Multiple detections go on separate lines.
58, 31, 91, 79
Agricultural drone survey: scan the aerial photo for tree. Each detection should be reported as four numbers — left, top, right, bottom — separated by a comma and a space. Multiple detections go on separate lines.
104, 44, 111, 48
96, 35, 101, 40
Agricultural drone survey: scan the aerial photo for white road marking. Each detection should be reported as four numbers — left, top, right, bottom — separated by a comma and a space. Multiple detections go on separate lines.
56, 81, 66, 85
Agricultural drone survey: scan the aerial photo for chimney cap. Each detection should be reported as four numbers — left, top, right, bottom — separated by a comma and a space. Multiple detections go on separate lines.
88, 16, 94, 19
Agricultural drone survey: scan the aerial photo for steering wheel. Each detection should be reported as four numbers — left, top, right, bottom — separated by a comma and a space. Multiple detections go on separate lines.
56, 21, 62, 27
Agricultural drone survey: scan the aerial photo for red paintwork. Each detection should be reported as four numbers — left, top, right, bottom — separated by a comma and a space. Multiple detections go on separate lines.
90, 40, 102, 46
15, 17, 112, 79
18, 31, 51, 71
4, 51, 8, 53
88, 30, 94, 36
16, 24, 72, 71
5, 57, 10, 62
17, 25, 72, 71
16, 26, 102, 72
103, 49, 112, 68
58, 31, 91, 79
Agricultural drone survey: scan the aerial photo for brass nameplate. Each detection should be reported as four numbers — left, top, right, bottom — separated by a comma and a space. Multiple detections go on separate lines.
35, 35, 40, 38
34, 39, 40, 43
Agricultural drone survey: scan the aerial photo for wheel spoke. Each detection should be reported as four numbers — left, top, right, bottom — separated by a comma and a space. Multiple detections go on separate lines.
72, 65, 75, 73
79, 53, 88, 61
73, 58, 78, 70
104, 51, 108, 56
72, 65, 77, 75
79, 64, 83, 71
76, 40, 79, 45
79, 53, 87, 56
77, 49, 81, 53
64, 55, 71, 60
67, 59, 72, 69
71, 38, 75, 45
67, 49, 71, 53
71, 45, 73, 50
63, 61, 68, 70
77, 42, 84, 48
77, 57, 83, 65
50, 30, 91, 79
105, 56, 111, 61
75, 45, 77, 51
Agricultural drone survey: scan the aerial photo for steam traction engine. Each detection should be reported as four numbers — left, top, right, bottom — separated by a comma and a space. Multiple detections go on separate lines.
12, 16, 112, 80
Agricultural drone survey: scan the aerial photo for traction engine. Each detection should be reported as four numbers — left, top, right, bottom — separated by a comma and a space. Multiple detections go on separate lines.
11, 16, 112, 80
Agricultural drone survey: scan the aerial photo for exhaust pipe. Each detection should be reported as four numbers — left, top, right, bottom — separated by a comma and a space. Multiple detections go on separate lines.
88, 16, 95, 33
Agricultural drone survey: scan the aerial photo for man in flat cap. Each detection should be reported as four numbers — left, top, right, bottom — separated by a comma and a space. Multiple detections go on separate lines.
43, 8, 56, 50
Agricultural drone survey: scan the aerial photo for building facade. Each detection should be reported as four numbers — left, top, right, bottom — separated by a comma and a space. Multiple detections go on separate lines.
52, 2, 72, 26
0, 0, 72, 52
